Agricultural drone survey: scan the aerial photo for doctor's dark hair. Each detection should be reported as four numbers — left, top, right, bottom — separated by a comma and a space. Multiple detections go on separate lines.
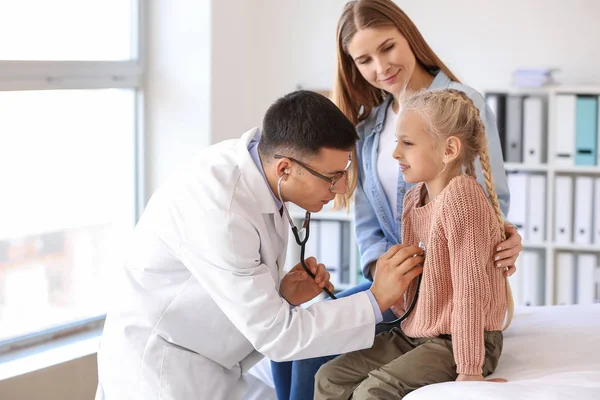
259, 90, 359, 160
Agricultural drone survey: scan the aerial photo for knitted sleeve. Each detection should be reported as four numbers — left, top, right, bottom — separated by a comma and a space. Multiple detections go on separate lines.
442, 177, 495, 375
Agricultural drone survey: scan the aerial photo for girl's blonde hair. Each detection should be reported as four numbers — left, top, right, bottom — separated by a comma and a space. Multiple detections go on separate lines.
400, 88, 514, 330
332, 0, 460, 210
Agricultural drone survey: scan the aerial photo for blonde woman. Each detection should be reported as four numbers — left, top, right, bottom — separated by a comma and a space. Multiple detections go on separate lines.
271, 1, 522, 399
315, 88, 513, 399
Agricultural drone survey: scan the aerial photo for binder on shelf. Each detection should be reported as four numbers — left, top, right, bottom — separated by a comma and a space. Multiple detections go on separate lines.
574, 176, 594, 245
575, 96, 598, 166
577, 254, 596, 305
595, 264, 600, 303
485, 93, 507, 158
555, 94, 577, 167
318, 220, 342, 287
506, 95, 524, 162
522, 96, 545, 164
556, 252, 576, 305
507, 173, 528, 239
508, 262, 523, 306
340, 221, 352, 284
594, 178, 600, 244
527, 175, 546, 242
554, 176, 573, 244
598, 96, 600, 166
304, 220, 320, 260
521, 251, 545, 306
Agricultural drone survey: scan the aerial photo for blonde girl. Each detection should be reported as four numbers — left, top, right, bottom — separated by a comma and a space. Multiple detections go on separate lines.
314, 88, 513, 399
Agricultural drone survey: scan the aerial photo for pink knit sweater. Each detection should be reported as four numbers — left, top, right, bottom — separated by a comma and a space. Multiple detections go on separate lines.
399, 175, 507, 375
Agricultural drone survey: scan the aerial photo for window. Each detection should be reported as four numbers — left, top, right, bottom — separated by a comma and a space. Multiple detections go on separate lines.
0, 1, 143, 349
0, 0, 136, 61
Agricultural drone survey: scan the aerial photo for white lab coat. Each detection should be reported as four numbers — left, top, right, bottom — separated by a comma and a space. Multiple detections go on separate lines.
95, 128, 377, 400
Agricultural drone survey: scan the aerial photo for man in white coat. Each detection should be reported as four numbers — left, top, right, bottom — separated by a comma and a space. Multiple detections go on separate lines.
95, 90, 424, 400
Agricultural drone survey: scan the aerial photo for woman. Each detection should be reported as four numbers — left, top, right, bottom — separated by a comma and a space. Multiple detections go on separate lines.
272, 1, 522, 399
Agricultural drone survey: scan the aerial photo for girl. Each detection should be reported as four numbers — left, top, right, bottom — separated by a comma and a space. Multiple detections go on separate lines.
314, 88, 514, 399
270, 1, 523, 398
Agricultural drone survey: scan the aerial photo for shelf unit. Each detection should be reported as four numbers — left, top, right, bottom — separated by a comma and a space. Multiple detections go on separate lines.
284, 203, 358, 292
487, 85, 600, 305
284, 86, 600, 304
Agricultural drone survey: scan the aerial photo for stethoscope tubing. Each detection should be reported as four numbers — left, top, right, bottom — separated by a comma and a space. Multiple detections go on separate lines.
277, 174, 421, 325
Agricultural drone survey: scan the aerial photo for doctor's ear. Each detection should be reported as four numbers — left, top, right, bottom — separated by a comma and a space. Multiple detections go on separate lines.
274, 157, 292, 178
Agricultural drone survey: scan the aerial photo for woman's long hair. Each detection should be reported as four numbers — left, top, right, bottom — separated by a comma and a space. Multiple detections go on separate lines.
331, 0, 460, 209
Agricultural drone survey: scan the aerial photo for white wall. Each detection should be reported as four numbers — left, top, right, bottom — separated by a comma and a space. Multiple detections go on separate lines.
263, 0, 600, 94
145, 0, 273, 195
145, 0, 600, 195
145, 0, 211, 197
210, 1, 272, 143
0, 354, 97, 400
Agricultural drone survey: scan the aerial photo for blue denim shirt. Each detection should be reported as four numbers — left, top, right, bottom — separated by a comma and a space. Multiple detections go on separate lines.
355, 71, 510, 280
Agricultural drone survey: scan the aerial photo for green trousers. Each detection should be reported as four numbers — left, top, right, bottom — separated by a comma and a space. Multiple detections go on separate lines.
314, 328, 503, 400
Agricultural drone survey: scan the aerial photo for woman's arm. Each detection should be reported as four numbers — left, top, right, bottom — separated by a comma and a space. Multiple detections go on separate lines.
355, 178, 391, 280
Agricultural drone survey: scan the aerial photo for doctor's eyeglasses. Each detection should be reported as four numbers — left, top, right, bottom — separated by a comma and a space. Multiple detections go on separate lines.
274, 153, 352, 192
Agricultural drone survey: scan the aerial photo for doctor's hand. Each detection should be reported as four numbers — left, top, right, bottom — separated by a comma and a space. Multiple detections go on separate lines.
279, 257, 333, 306
370, 244, 424, 314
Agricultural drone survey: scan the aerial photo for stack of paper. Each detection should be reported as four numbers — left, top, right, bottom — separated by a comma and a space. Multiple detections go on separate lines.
512, 68, 558, 87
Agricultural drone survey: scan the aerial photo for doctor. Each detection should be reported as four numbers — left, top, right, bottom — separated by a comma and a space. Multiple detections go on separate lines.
95, 90, 424, 400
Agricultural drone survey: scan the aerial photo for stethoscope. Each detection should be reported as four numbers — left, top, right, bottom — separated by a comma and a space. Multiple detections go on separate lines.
277, 174, 426, 325
278, 174, 337, 300
378, 243, 424, 326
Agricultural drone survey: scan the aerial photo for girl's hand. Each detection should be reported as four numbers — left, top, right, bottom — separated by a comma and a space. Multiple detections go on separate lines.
456, 374, 507, 383
494, 223, 523, 277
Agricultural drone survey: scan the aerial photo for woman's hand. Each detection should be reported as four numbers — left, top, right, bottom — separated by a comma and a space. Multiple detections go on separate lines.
494, 223, 523, 277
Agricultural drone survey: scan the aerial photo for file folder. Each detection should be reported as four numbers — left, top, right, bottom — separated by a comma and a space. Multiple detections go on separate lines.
318, 220, 342, 286
340, 221, 352, 284
523, 96, 545, 164
507, 173, 528, 239
595, 265, 600, 303
556, 252, 575, 305
303, 220, 319, 260
506, 95, 524, 162
508, 264, 523, 306
522, 251, 544, 306
486, 93, 507, 159
594, 178, 600, 244
554, 176, 573, 244
574, 176, 594, 245
555, 94, 577, 167
575, 96, 598, 166
598, 96, 600, 166
577, 254, 596, 305
527, 175, 546, 242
